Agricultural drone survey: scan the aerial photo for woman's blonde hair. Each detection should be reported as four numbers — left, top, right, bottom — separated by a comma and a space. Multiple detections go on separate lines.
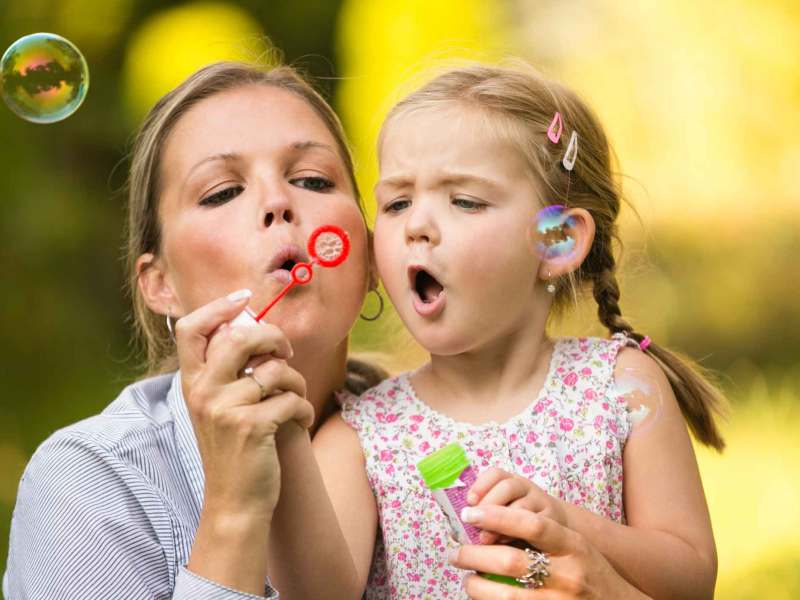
381, 62, 727, 450
125, 61, 386, 392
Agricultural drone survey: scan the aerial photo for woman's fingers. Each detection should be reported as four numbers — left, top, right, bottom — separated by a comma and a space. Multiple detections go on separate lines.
204, 320, 293, 384
461, 506, 575, 555
175, 289, 254, 375
244, 390, 315, 430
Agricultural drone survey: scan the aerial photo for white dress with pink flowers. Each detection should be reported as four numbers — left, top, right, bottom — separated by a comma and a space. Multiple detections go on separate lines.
339, 335, 633, 600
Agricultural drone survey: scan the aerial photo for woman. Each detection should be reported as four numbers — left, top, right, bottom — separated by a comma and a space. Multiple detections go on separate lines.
3, 61, 649, 600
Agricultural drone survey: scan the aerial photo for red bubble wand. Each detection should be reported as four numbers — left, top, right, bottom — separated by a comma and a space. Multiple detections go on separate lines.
252, 224, 350, 322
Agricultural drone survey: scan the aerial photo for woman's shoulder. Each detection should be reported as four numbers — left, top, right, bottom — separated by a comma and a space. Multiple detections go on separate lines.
23, 372, 181, 492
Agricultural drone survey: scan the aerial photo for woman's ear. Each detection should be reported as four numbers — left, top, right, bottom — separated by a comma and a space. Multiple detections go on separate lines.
136, 253, 181, 317
537, 207, 595, 280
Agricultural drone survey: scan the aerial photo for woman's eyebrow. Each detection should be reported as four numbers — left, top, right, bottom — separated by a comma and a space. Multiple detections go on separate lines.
184, 152, 241, 185
289, 140, 339, 159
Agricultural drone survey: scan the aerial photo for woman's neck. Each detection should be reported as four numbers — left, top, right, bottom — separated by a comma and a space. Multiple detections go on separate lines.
289, 337, 349, 436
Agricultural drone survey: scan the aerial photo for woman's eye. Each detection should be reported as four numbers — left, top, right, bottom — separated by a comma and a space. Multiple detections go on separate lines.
384, 199, 411, 213
452, 197, 485, 211
291, 176, 335, 192
199, 185, 243, 206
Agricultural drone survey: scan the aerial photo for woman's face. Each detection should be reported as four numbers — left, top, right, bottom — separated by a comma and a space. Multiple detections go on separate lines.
149, 84, 369, 351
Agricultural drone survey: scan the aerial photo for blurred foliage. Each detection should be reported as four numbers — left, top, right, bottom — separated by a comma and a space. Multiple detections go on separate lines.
1, 1, 798, 598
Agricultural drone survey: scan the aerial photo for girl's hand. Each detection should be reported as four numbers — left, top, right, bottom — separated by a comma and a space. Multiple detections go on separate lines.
469, 468, 569, 544
176, 291, 314, 521
449, 506, 649, 600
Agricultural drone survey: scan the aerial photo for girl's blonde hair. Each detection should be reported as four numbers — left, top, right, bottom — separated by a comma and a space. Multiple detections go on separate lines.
381, 62, 726, 450
125, 61, 385, 393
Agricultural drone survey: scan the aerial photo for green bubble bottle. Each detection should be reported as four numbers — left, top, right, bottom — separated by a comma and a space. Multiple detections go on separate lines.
417, 443, 521, 587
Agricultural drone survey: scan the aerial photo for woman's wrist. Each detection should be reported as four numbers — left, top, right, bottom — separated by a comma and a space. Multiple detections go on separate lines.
189, 508, 273, 596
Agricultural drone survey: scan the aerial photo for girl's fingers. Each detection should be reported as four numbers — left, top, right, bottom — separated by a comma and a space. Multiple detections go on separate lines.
174, 290, 254, 375
460, 506, 575, 556
478, 477, 533, 509
468, 468, 513, 505
462, 573, 561, 600
204, 321, 293, 384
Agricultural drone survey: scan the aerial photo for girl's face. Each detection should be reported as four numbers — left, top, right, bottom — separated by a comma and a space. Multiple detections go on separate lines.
374, 105, 547, 355
143, 84, 369, 351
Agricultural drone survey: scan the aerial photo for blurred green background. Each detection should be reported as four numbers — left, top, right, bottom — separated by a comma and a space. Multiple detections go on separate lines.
1, 1, 798, 598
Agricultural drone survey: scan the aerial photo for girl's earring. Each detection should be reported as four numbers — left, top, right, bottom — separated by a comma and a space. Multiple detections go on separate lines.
546, 271, 557, 294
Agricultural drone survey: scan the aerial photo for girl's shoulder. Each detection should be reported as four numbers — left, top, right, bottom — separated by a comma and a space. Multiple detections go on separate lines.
337, 372, 417, 434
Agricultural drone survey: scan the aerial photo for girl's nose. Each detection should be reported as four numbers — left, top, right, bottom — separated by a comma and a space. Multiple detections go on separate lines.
405, 203, 440, 246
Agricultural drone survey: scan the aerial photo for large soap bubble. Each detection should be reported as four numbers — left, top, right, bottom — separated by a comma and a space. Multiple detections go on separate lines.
1, 33, 89, 124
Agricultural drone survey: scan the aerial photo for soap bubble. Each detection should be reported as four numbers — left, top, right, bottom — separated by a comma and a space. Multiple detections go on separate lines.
529, 204, 578, 260
1, 33, 89, 124
610, 367, 663, 439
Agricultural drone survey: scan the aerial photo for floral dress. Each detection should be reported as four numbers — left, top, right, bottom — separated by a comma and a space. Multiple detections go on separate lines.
339, 335, 634, 600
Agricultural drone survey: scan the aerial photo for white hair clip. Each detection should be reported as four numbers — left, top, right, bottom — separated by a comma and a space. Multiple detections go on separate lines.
562, 131, 578, 171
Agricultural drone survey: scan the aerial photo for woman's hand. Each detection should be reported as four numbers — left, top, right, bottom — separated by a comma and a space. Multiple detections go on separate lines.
468, 468, 569, 544
449, 506, 650, 600
176, 290, 314, 521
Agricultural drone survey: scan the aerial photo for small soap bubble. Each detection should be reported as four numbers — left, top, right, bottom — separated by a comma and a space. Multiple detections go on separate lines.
610, 367, 663, 438
529, 204, 577, 260
1, 33, 89, 124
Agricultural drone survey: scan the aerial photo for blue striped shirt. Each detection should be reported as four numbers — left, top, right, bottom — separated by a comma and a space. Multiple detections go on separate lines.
3, 372, 279, 599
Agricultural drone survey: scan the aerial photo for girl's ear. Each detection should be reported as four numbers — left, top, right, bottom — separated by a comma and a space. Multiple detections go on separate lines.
136, 253, 182, 317
537, 207, 596, 280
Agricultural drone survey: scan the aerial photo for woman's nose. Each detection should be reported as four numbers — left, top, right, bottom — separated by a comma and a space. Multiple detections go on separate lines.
262, 187, 295, 227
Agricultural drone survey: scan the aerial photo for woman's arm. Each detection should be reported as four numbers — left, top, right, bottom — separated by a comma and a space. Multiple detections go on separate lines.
5, 434, 277, 600
556, 348, 718, 600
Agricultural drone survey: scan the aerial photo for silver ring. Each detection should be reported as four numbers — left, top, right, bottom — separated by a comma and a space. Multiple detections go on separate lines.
515, 547, 550, 589
243, 366, 268, 400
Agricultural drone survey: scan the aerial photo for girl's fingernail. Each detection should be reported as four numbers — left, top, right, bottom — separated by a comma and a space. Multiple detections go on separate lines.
461, 507, 482, 523
467, 492, 478, 505
227, 288, 252, 302
447, 548, 459, 563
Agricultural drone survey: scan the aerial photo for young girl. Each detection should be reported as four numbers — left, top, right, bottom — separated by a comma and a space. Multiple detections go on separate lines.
312, 63, 726, 599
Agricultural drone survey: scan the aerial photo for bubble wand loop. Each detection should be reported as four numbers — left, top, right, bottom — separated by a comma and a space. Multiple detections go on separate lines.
254, 224, 350, 322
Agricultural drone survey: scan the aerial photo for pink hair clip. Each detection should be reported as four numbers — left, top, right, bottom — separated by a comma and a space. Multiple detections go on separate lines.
639, 335, 652, 351
547, 112, 563, 143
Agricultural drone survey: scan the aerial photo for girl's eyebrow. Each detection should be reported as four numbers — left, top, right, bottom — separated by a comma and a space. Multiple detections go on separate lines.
376, 173, 501, 194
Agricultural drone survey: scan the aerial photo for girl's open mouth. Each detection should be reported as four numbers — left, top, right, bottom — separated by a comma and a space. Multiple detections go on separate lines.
409, 267, 446, 317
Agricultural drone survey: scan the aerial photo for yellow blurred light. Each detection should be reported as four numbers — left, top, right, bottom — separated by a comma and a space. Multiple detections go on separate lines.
122, 2, 269, 121
336, 0, 507, 225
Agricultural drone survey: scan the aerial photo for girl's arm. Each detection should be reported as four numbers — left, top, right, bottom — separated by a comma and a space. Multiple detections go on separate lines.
266, 420, 364, 599
562, 348, 718, 600
312, 413, 379, 592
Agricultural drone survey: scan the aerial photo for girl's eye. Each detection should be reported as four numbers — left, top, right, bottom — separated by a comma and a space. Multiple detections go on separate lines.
384, 199, 411, 213
290, 176, 335, 192
199, 185, 244, 206
452, 197, 485, 211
